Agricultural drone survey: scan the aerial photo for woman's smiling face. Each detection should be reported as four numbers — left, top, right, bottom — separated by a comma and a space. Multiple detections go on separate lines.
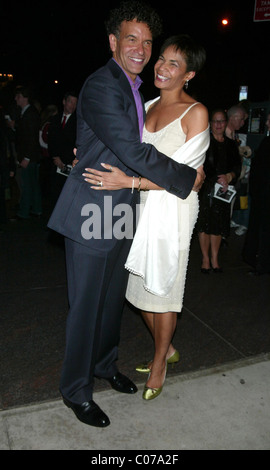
154, 45, 193, 91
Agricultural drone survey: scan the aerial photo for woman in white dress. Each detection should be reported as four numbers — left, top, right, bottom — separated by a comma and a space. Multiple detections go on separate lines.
83, 35, 209, 400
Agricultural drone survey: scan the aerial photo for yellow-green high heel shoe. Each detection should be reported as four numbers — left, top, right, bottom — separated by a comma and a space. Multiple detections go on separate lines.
136, 350, 180, 374
167, 349, 180, 365
142, 384, 163, 400
142, 366, 167, 401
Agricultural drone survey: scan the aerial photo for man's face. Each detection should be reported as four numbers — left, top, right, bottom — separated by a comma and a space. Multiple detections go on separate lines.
109, 19, 153, 82
15, 93, 28, 109
63, 95, 77, 115
232, 111, 245, 130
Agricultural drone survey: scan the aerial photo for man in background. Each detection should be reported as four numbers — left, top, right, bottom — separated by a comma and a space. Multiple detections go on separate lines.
47, 91, 77, 210
13, 86, 42, 219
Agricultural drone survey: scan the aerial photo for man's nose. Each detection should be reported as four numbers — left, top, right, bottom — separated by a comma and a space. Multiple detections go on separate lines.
135, 42, 145, 55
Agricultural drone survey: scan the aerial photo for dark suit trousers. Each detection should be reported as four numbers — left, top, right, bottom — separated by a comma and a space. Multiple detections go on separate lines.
60, 236, 132, 403
17, 162, 42, 218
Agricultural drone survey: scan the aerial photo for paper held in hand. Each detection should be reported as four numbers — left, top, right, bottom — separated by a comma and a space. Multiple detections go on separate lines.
56, 164, 72, 177
213, 183, 236, 203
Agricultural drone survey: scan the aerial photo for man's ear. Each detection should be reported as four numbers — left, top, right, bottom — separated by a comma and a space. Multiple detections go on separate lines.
109, 34, 117, 53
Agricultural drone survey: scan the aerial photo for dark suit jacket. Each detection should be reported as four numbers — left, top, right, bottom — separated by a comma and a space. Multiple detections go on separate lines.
48, 59, 197, 251
16, 105, 41, 163
47, 112, 77, 166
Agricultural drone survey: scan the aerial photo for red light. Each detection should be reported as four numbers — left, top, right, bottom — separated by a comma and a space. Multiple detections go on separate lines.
221, 18, 229, 26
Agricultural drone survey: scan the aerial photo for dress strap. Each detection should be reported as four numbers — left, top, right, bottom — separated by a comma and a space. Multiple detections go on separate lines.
145, 99, 199, 119
179, 102, 200, 120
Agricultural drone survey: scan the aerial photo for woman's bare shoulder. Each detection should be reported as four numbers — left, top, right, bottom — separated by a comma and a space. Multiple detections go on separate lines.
188, 102, 209, 123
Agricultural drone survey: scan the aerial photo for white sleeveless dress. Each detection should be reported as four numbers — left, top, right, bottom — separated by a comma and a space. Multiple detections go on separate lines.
125, 103, 200, 313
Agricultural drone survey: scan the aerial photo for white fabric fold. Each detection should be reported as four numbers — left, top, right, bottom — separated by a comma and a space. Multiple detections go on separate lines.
125, 101, 210, 297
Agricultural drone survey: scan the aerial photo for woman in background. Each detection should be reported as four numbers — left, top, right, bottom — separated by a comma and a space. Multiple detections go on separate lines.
197, 109, 241, 273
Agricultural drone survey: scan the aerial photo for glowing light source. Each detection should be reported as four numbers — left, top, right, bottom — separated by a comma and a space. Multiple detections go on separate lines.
54, 80, 59, 84
221, 18, 229, 26
0, 73, 13, 86
0, 73, 13, 79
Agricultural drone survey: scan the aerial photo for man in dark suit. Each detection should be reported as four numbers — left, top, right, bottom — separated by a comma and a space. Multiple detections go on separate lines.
47, 91, 77, 209
48, 1, 204, 428
13, 86, 42, 219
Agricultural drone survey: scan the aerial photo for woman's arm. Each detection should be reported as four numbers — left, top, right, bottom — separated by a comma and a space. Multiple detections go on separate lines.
83, 163, 162, 191
83, 163, 205, 192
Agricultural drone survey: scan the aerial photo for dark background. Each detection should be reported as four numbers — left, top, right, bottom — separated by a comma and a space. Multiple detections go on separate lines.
0, 0, 269, 111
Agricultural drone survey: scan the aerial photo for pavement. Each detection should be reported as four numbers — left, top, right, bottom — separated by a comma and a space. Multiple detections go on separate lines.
1, 207, 270, 450
1, 355, 270, 450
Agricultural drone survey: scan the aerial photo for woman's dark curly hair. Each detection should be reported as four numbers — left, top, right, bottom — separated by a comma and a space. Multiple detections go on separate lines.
105, 1, 163, 39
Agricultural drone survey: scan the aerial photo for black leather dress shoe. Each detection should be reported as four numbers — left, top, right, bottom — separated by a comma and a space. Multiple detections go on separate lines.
63, 398, 110, 427
212, 267, 223, 273
248, 269, 266, 276
107, 372, 138, 394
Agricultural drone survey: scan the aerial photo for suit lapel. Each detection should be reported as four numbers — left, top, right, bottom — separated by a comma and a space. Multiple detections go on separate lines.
107, 59, 134, 102
107, 59, 144, 137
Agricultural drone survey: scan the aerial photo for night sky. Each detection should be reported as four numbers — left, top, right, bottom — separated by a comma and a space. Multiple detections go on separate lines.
1, 0, 269, 111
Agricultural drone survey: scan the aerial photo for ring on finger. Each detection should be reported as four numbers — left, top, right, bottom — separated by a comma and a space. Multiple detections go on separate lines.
98, 181, 103, 187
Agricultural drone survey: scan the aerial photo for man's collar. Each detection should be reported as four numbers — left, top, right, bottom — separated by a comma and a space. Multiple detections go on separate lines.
112, 58, 142, 90
21, 104, 31, 115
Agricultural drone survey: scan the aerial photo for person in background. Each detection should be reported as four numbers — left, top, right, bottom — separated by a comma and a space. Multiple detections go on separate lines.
0, 108, 9, 227
225, 105, 246, 141
47, 92, 77, 210
39, 104, 58, 200
197, 109, 241, 272
12, 86, 42, 219
237, 100, 250, 145
3, 102, 20, 220
226, 104, 251, 236
243, 112, 270, 275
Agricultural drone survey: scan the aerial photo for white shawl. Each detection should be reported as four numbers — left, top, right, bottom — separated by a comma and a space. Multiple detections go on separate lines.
125, 99, 210, 297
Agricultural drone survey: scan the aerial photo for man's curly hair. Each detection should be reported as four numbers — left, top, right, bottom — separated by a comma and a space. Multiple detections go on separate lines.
105, 1, 163, 39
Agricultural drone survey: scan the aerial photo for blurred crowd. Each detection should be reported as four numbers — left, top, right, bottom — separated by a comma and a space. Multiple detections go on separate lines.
0, 85, 77, 225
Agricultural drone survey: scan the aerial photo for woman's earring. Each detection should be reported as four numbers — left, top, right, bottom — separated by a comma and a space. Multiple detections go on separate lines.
184, 80, 189, 90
